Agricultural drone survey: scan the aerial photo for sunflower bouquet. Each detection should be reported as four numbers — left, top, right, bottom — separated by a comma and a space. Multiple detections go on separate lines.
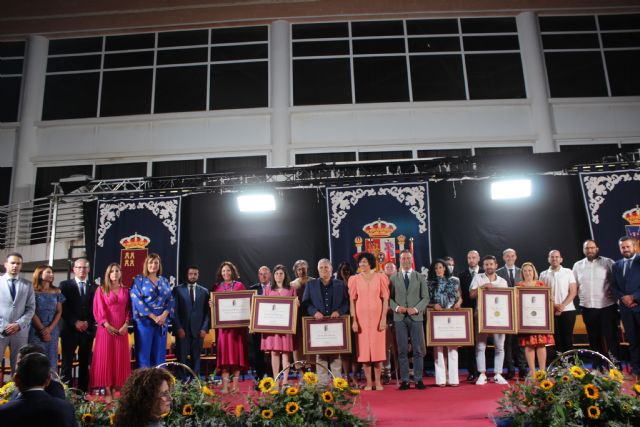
238, 372, 372, 426
496, 355, 640, 426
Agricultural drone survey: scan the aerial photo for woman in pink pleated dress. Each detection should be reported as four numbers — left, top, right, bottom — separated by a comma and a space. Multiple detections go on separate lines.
89, 263, 131, 402
261, 264, 297, 387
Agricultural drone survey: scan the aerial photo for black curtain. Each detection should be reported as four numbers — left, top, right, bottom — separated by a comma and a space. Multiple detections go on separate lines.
429, 175, 591, 272
180, 189, 329, 290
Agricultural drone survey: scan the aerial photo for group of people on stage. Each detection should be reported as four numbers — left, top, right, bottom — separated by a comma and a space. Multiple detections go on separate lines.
0, 234, 638, 420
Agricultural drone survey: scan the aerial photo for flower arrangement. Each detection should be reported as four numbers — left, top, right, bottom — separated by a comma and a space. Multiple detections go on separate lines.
496, 355, 640, 426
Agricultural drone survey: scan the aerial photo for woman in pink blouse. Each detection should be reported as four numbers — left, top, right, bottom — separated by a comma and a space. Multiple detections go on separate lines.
89, 263, 131, 402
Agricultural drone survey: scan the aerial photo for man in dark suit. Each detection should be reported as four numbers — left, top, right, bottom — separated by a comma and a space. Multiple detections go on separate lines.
302, 258, 349, 385
248, 266, 271, 385
172, 265, 210, 377
612, 236, 640, 379
59, 257, 96, 391
0, 353, 76, 427
389, 250, 430, 390
496, 248, 527, 379
458, 250, 481, 382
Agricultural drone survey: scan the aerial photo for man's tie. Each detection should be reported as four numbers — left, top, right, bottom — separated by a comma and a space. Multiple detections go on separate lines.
471, 270, 476, 278
8, 278, 16, 301
404, 272, 410, 290
508, 269, 515, 287
79, 281, 85, 298
189, 285, 195, 304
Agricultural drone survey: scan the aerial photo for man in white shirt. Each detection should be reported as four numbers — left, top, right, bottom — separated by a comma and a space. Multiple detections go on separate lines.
540, 250, 578, 354
572, 239, 618, 369
470, 255, 509, 385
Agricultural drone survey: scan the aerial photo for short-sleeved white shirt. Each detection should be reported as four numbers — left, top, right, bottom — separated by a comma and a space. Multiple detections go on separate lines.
572, 257, 615, 309
470, 273, 508, 291
540, 267, 576, 311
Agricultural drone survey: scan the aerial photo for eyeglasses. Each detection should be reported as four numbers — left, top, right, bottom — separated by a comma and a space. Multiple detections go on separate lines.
157, 391, 172, 400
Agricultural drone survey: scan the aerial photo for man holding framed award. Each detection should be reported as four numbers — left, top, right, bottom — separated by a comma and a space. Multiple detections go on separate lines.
470, 255, 509, 385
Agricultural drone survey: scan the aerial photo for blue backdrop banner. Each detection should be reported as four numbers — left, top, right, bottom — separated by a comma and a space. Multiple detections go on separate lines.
579, 170, 640, 259
326, 183, 431, 273
93, 197, 181, 287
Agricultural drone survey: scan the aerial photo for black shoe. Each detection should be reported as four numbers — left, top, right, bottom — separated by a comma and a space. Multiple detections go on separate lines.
505, 370, 515, 380
399, 381, 410, 390
466, 373, 478, 382
415, 381, 426, 390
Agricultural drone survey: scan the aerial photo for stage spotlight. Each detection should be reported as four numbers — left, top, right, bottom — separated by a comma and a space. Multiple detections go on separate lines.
491, 179, 531, 200
237, 194, 276, 212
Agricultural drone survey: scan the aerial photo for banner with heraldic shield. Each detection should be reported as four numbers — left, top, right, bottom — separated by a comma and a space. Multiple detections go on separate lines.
624, 206, 640, 248
354, 219, 415, 272
119, 233, 150, 288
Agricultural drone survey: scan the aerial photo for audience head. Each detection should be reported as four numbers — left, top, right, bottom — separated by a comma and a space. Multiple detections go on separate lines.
16, 343, 46, 365
383, 261, 397, 277
142, 254, 161, 277
32, 264, 54, 292
337, 261, 353, 282
185, 265, 199, 284
114, 367, 174, 427
272, 264, 290, 288
357, 252, 377, 272
502, 248, 517, 267
547, 250, 562, 269
5, 252, 23, 276
482, 255, 497, 275
466, 250, 480, 268
14, 353, 51, 391
427, 259, 451, 281
257, 265, 271, 284
103, 263, 122, 294
582, 240, 599, 261
216, 261, 239, 283
73, 257, 90, 280
520, 262, 539, 281
618, 236, 636, 258
292, 260, 309, 279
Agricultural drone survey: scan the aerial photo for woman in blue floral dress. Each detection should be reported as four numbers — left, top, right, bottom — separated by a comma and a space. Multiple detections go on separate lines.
29, 265, 65, 369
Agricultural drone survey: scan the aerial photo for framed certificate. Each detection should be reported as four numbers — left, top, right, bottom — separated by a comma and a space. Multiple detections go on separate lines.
302, 316, 352, 355
478, 287, 516, 334
250, 295, 298, 334
516, 287, 554, 334
210, 290, 255, 328
426, 308, 474, 347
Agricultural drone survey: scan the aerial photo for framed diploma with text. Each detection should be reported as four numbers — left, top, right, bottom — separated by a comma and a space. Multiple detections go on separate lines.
426, 308, 474, 347
250, 296, 297, 334
516, 287, 553, 334
302, 316, 352, 355
478, 287, 516, 334
210, 290, 255, 328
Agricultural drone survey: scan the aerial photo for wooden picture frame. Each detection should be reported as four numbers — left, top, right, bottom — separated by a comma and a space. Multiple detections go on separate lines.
516, 286, 554, 334
478, 287, 516, 334
302, 315, 352, 355
426, 308, 474, 347
210, 290, 255, 328
249, 295, 298, 334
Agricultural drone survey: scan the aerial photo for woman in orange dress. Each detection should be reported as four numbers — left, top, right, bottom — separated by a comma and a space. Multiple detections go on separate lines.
348, 252, 389, 391
517, 262, 555, 374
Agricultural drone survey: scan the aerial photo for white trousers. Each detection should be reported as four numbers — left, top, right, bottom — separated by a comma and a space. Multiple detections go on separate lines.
433, 346, 459, 385
476, 333, 505, 374
316, 354, 342, 385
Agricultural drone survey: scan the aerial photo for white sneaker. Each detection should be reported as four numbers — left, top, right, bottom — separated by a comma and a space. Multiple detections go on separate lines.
494, 374, 509, 385
475, 373, 487, 385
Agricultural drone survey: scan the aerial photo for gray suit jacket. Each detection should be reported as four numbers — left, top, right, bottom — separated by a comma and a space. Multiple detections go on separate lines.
389, 270, 430, 322
0, 274, 36, 336
497, 266, 522, 287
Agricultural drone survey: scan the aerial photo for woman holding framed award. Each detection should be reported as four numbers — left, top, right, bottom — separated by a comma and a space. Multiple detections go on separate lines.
348, 252, 389, 391
214, 261, 248, 393
428, 259, 463, 387
517, 262, 554, 374
261, 264, 297, 387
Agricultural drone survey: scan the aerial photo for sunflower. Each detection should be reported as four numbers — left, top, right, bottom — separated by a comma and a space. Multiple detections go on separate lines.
168, 373, 177, 385
235, 404, 244, 417
261, 409, 274, 420
0, 400, 7, 406
259, 377, 276, 393
322, 391, 334, 403
569, 366, 585, 379
546, 394, 556, 403
622, 403, 631, 413
109, 414, 115, 425
533, 370, 546, 381
286, 402, 300, 415
303, 371, 318, 384
324, 407, 335, 418
333, 377, 349, 390
587, 405, 600, 420
182, 404, 193, 416
564, 400, 573, 409
560, 375, 571, 383
609, 369, 624, 383
0, 381, 15, 398
202, 385, 214, 396
349, 388, 361, 395
634, 383, 640, 394
81, 413, 94, 424
160, 412, 170, 418
286, 386, 299, 396
270, 388, 279, 395
540, 380, 554, 390
583, 384, 599, 400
